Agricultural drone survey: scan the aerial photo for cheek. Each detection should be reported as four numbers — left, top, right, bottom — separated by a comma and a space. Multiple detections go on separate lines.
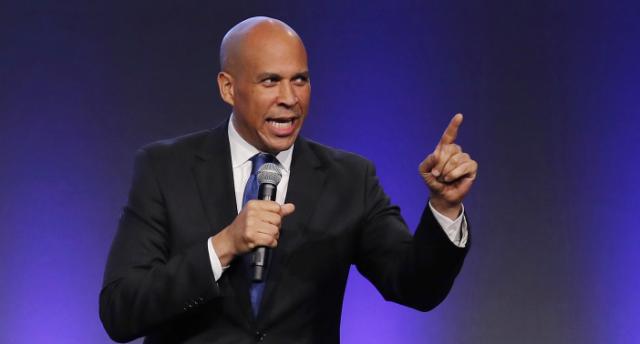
296, 88, 311, 108
252, 89, 278, 109
238, 91, 272, 121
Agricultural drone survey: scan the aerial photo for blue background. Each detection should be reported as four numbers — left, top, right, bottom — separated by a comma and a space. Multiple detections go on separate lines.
1, 1, 639, 343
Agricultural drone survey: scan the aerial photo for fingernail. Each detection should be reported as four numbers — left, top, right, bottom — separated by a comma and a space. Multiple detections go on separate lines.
432, 169, 440, 177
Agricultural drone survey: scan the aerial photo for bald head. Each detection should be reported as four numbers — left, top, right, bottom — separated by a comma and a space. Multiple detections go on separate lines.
220, 16, 306, 75
216, 17, 310, 154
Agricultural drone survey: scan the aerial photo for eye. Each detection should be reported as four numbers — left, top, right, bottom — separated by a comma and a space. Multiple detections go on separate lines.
261, 78, 278, 87
292, 76, 309, 86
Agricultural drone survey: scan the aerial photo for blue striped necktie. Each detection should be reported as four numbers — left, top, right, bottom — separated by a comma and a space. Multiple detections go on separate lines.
242, 153, 276, 316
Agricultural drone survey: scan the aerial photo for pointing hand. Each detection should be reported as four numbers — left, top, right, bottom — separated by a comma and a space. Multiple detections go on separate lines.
419, 114, 478, 219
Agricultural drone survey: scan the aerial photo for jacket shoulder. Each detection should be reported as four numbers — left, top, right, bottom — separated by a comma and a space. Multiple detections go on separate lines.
303, 138, 373, 169
140, 129, 212, 157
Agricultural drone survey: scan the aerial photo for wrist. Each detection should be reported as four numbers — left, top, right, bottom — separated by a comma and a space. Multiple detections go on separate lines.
211, 228, 237, 267
429, 197, 462, 220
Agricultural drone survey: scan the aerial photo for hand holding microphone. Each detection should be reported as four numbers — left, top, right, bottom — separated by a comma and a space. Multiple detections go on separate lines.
211, 163, 294, 280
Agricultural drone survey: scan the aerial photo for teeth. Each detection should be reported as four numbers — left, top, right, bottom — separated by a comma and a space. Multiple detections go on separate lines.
268, 119, 293, 128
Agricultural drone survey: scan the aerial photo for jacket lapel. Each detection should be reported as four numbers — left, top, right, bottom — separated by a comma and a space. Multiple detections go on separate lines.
191, 121, 255, 324
257, 137, 327, 324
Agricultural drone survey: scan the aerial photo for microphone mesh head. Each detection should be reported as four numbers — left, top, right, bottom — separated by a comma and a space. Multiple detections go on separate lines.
257, 162, 282, 185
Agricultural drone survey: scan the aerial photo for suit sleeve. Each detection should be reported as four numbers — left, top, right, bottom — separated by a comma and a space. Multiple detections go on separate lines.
99, 149, 222, 343
354, 160, 469, 311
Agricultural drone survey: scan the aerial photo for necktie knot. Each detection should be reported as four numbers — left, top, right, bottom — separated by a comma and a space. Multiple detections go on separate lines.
243, 153, 277, 207
250, 153, 276, 175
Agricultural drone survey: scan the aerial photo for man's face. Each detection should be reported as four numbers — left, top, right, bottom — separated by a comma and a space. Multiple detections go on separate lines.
226, 32, 310, 154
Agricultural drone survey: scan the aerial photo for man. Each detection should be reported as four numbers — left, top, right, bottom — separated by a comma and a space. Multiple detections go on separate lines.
100, 16, 477, 343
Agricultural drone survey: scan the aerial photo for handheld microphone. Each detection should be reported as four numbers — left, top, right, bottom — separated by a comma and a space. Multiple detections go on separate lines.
253, 162, 282, 282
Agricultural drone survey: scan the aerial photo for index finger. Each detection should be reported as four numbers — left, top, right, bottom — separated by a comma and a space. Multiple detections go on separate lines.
438, 113, 464, 147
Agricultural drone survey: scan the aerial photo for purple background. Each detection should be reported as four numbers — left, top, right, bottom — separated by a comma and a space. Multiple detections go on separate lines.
1, 1, 639, 343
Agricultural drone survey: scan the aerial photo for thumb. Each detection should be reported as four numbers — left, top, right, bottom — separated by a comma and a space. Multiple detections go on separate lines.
279, 203, 296, 217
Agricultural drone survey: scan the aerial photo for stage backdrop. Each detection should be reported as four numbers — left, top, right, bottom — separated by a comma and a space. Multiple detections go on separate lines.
1, 0, 639, 343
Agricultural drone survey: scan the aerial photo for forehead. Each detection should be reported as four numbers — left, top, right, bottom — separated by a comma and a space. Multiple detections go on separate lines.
239, 28, 308, 75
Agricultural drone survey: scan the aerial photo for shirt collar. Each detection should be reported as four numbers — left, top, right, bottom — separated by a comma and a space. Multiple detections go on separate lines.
227, 113, 293, 172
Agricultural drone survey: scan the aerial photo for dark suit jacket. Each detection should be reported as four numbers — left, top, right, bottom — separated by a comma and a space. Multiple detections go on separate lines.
100, 122, 469, 343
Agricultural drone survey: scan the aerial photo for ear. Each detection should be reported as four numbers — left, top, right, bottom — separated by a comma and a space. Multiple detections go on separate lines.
217, 72, 235, 106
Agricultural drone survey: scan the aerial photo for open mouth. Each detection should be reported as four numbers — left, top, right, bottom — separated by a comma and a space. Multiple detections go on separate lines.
267, 118, 295, 128
266, 116, 298, 135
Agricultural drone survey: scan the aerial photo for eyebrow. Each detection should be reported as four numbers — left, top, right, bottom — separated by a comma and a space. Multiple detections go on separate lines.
292, 71, 310, 79
255, 71, 310, 81
256, 72, 281, 81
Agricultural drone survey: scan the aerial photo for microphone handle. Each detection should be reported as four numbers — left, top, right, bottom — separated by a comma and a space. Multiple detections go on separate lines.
252, 182, 277, 282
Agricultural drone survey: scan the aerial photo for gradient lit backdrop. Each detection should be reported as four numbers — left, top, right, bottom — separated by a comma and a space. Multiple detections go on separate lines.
1, 1, 639, 343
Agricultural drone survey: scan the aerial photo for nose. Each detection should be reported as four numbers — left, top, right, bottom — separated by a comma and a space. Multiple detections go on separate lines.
277, 81, 298, 108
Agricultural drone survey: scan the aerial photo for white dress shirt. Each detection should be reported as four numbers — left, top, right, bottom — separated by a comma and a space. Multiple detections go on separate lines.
207, 116, 468, 281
